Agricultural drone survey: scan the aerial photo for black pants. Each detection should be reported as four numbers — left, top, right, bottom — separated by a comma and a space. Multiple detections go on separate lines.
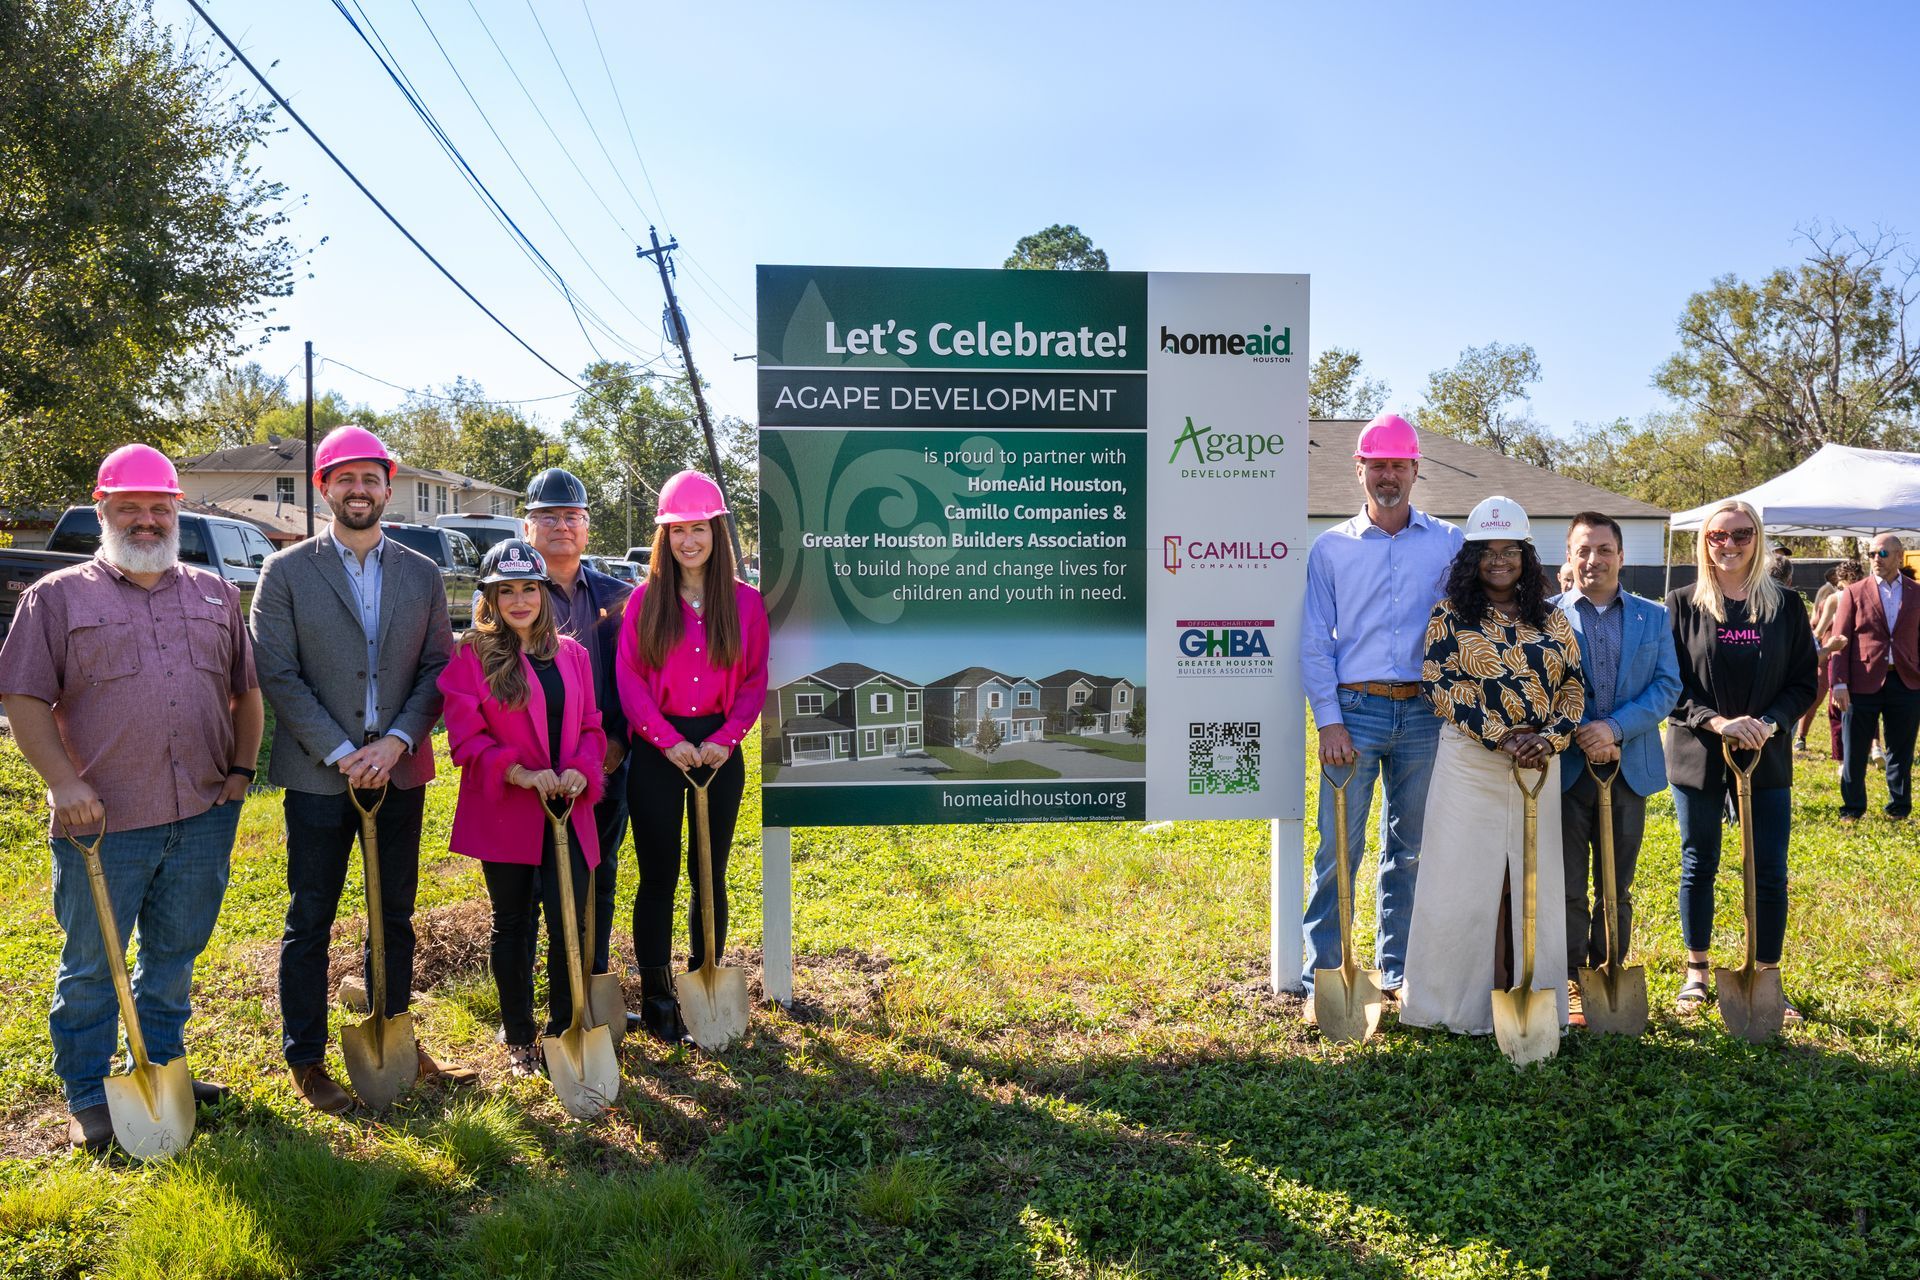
482, 822, 590, 1044
280, 785, 424, 1067
628, 713, 746, 971
521, 755, 631, 978
1841, 672, 1920, 818
1559, 767, 1649, 971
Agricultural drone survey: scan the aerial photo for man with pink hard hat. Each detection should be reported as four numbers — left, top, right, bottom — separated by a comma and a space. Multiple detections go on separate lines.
1, 444, 263, 1151
1298, 413, 1462, 1017
249, 424, 472, 1113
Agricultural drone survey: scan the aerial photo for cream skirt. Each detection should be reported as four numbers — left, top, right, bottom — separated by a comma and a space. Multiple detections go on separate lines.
1401, 723, 1570, 1035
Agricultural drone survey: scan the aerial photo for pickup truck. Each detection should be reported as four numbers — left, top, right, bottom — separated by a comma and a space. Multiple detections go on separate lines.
1, 506, 277, 643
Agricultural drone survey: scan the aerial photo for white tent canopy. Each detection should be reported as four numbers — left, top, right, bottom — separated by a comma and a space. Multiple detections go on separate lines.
1669, 443, 1920, 538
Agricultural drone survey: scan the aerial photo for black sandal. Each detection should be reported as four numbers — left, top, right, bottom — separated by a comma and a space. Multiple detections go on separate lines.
1675, 961, 1711, 1013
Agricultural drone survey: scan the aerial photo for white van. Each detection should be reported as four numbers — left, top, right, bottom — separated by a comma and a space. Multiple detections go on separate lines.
436, 513, 522, 554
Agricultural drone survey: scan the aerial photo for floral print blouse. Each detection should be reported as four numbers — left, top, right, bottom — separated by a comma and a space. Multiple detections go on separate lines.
1421, 601, 1586, 751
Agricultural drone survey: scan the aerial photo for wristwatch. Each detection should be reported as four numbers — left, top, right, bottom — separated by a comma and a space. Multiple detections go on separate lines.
1758, 716, 1778, 737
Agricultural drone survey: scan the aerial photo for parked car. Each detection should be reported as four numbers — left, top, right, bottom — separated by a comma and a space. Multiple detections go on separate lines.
623, 547, 652, 568
435, 512, 522, 555
1, 505, 276, 643
381, 521, 482, 621
597, 558, 640, 584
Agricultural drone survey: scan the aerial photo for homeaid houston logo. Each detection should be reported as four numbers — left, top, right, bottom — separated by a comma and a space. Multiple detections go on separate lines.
1175, 619, 1276, 678
1159, 323, 1292, 362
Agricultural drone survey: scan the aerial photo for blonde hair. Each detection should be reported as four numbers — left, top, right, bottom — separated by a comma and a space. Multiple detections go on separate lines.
462, 582, 559, 709
1691, 498, 1781, 623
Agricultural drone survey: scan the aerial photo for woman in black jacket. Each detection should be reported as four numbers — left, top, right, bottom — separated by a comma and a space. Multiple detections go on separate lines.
1666, 500, 1818, 1018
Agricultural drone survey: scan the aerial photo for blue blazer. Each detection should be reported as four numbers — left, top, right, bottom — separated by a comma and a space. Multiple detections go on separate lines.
1550, 588, 1681, 798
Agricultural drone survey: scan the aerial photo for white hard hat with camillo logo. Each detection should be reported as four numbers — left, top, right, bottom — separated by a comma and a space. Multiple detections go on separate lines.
1463, 495, 1530, 541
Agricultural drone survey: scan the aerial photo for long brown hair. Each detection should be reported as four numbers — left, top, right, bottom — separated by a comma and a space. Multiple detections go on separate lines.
635, 516, 740, 671
463, 582, 559, 708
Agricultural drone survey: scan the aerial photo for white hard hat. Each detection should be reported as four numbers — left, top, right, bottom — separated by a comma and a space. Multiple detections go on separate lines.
1463, 495, 1530, 541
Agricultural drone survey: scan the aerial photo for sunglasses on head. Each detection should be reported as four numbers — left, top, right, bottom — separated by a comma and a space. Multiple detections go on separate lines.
1705, 527, 1756, 547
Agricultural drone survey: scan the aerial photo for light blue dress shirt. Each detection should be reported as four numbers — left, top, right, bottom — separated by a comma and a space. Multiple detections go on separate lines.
322, 534, 413, 765
1300, 505, 1464, 728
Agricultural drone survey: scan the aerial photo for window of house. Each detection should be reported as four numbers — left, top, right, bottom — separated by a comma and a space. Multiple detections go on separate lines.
1017, 689, 1034, 707
276, 476, 295, 504
793, 734, 829, 754
907, 725, 920, 744
1116, 688, 1129, 705
436, 485, 449, 515
490, 494, 505, 515
905, 691, 919, 712
987, 691, 1002, 710
796, 693, 824, 716
417, 481, 431, 515
871, 692, 892, 715
1071, 689, 1087, 704
864, 730, 877, 753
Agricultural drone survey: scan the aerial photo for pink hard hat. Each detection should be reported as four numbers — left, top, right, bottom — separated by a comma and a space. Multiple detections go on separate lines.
1354, 412, 1421, 460
311, 424, 396, 487
93, 443, 184, 500
654, 469, 729, 524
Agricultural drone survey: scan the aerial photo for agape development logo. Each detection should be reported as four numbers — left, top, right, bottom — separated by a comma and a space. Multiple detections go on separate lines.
1167, 416, 1284, 479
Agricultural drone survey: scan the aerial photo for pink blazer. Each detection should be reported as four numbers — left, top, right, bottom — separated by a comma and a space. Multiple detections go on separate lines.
439, 638, 606, 867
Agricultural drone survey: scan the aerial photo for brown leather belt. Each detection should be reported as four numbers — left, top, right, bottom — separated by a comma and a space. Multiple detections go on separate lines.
1339, 680, 1422, 700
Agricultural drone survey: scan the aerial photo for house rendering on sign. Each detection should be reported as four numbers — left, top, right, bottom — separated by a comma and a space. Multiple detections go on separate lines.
924, 666, 1048, 747
1037, 669, 1138, 735
765, 663, 925, 766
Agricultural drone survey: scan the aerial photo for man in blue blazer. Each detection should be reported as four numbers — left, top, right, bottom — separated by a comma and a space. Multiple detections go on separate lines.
1552, 512, 1681, 1026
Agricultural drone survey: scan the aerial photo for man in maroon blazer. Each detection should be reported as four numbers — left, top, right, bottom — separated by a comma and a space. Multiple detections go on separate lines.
1831, 534, 1920, 821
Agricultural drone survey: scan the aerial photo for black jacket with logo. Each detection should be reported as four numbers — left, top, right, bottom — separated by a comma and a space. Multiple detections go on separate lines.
1663, 585, 1817, 791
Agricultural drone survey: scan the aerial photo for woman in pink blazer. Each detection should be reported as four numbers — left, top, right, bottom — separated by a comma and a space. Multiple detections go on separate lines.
439, 539, 606, 1075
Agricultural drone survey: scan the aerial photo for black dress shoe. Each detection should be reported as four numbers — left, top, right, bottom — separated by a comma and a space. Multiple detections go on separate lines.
192, 1079, 232, 1105
626, 1011, 647, 1036
68, 1103, 114, 1153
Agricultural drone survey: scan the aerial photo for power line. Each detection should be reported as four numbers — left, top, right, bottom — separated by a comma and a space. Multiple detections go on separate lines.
519, 0, 654, 229
180, 0, 585, 391
578, 0, 669, 233
319, 356, 668, 407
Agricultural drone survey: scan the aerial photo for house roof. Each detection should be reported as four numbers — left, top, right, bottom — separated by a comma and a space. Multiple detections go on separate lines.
802, 661, 919, 690
196, 497, 332, 541
1308, 420, 1669, 521
779, 714, 854, 736
928, 665, 1019, 689
1037, 668, 1130, 689
178, 439, 521, 497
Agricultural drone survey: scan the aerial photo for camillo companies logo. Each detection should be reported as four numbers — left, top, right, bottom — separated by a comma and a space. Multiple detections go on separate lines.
1159, 323, 1292, 362
1479, 505, 1515, 532
1161, 536, 1290, 574
1175, 619, 1276, 678
1167, 416, 1284, 479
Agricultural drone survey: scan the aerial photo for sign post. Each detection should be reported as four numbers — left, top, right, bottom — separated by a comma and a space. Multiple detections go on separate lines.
756, 266, 1309, 1001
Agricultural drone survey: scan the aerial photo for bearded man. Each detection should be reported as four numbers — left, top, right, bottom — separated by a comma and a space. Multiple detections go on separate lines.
0, 445, 262, 1152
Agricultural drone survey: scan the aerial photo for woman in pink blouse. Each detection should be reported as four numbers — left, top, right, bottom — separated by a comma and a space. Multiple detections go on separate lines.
615, 471, 769, 1041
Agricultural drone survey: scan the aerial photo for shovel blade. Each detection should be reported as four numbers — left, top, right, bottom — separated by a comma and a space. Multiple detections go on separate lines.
676, 965, 751, 1051
341, 1010, 417, 1111
1311, 966, 1384, 1044
587, 972, 627, 1050
103, 1056, 195, 1161
542, 1024, 619, 1119
1578, 963, 1649, 1037
1491, 986, 1561, 1066
1715, 965, 1785, 1043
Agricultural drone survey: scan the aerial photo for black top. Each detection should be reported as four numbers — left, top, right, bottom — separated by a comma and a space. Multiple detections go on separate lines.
529, 654, 565, 769
1664, 585, 1818, 790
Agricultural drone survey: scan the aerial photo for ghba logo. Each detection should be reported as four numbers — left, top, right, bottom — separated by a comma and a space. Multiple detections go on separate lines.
1174, 619, 1277, 678
1159, 324, 1292, 361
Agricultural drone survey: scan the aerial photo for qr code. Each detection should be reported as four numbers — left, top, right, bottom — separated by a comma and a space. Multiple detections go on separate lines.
1189, 721, 1261, 794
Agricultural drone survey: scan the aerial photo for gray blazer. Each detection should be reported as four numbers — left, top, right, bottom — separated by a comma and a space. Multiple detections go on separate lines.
250, 533, 452, 794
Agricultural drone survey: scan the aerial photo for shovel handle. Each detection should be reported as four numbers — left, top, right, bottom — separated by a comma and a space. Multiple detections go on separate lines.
350, 783, 391, 1021
1586, 761, 1624, 970
1319, 765, 1359, 975
545, 801, 592, 1032
1719, 740, 1763, 972
1510, 763, 1546, 991
62, 812, 154, 1072
678, 768, 721, 975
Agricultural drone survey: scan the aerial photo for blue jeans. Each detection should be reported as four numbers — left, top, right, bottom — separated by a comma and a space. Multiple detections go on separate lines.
1673, 778, 1790, 963
1302, 690, 1442, 991
48, 801, 241, 1111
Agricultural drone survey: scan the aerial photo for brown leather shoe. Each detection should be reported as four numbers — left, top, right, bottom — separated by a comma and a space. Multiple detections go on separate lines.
68, 1103, 114, 1153
416, 1046, 479, 1086
289, 1062, 353, 1114
1566, 980, 1587, 1029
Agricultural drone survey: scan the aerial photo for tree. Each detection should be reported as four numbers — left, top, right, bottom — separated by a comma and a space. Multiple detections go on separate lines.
1004, 224, 1109, 272
0, 0, 296, 507
1554, 411, 1748, 556
1308, 347, 1390, 420
170, 361, 295, 454
1124, 702, 1145, 739
1417, 341, 1556, 467
1655, 224, 1920, 475
1071, 705, 1096, 732
974, 715, 1004, 756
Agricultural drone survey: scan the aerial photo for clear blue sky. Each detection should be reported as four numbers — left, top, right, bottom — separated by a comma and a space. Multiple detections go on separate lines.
158, 1, 1920, 439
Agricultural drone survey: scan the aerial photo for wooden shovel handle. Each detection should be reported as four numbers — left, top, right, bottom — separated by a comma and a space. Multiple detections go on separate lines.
1319, 764, 1358, 974
62, 811, 154, 1071
351, 785, 390, 1021
1509, 763, 1547, 990
678, 766, 721, 972
1719, 741, 1762, 971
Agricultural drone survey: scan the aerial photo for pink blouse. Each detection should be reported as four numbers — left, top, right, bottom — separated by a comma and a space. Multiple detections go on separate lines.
614, 579, 769, 752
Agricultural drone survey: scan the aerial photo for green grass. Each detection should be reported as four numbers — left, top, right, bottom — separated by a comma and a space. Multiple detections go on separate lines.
0, 726, 1916, 1277
1046, 731, 1149, 762
924, 743, 1060, 779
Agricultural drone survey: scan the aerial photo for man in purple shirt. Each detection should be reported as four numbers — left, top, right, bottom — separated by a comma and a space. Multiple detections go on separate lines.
0, 445, 262, 1152
1298, 414, 1462, 1011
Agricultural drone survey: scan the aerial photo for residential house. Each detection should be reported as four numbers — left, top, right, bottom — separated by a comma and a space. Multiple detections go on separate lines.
767, 662, 924, 766
177, 438, 522, 532
924, 667, 1046, 748
1037, 669, 1138, 735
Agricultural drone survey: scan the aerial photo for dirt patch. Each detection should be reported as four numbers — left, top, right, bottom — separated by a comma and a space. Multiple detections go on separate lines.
236, 899, 499, 999
728, 946, 893, 1024
0, 1099, 71, 1160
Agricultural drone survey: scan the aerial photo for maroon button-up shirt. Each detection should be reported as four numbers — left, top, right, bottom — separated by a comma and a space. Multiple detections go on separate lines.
0, 555, 257, 836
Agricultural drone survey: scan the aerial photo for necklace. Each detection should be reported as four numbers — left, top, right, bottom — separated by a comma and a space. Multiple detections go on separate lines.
682, 586, 704, 610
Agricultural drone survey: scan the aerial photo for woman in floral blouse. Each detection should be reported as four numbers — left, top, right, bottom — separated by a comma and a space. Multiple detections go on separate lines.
1401, 497, 1586, 1036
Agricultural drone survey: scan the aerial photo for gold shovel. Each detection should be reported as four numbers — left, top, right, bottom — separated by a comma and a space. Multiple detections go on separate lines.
65, 814, 195, 1160
1492, 762, 1561, 1066
582, 856, 626, 1050
339, 784, 417, 1111
1311, 764, 1383, 1043
675, 765, 750, 1051
1716, 741, 1787, 1043
1578, 760, 1648, 1036
540, 798, 619, 1119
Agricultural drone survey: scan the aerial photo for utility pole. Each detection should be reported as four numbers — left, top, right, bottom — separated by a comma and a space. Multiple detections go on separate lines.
637, 227, 745, 566
304, 340, 316, 539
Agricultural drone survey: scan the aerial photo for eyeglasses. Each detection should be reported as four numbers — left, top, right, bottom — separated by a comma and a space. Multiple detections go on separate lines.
1477, 546, 1524, 563
1705, 528, 1755, 547
531, 513, 587, 529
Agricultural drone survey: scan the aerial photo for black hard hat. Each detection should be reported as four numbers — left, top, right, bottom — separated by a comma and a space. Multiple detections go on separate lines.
525, 467, 590, 511
480, 538, 549, 585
